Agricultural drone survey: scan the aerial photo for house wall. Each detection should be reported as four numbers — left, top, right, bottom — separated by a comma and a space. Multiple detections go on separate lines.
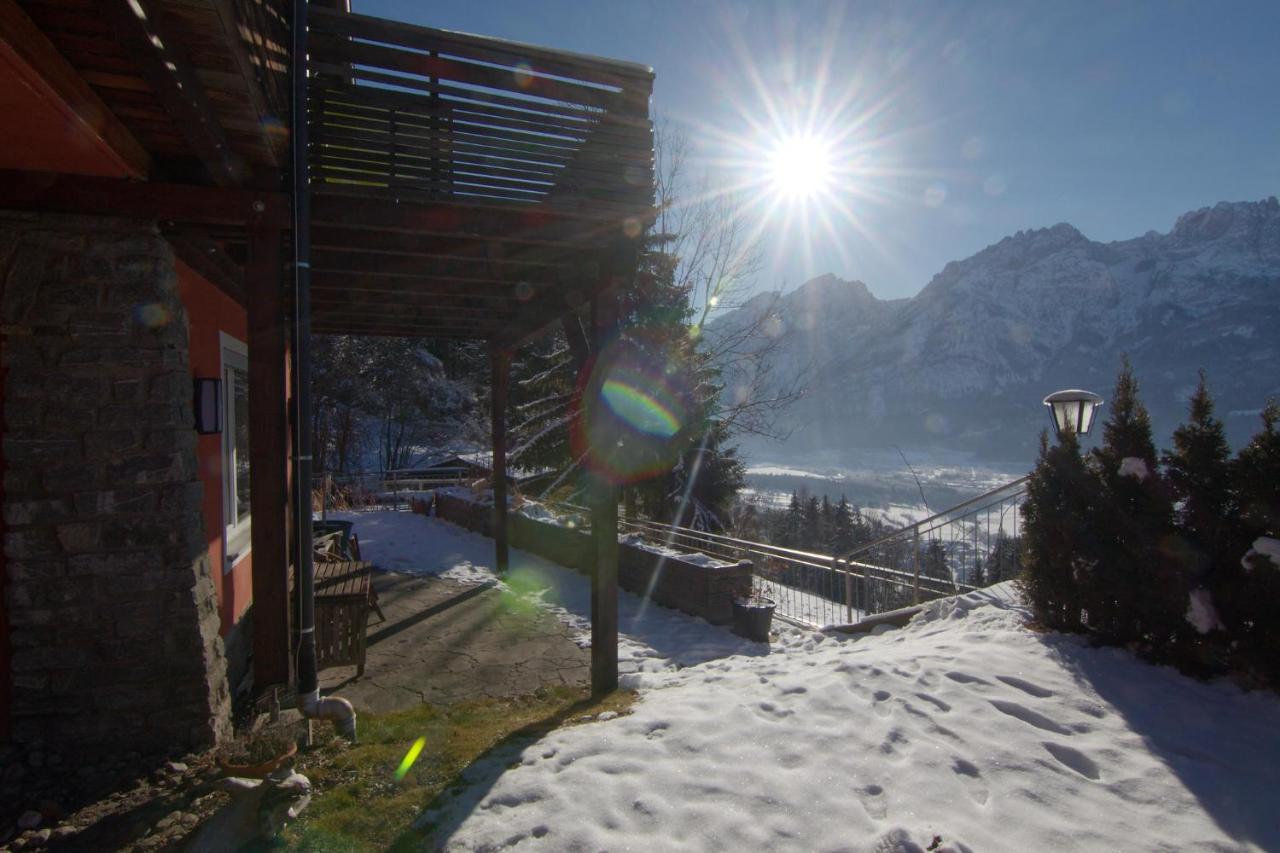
0, 212, 231, 779
176, 260, 254, 698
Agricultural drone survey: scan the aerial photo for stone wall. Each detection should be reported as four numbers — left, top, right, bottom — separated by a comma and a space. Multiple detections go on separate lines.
1, 212, 231, 771
424, 491, 752, 625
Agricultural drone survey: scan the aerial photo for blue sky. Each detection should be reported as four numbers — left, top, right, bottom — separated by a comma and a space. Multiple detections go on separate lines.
360, 1, 1280, 300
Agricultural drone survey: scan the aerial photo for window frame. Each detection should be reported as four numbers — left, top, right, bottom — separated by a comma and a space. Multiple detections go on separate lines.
219, 332, 251, 572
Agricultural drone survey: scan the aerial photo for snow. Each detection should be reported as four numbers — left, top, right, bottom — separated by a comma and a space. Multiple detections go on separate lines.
1117, 456, 1150, 482
329, 510, 762, 672
619, 533, 734, 568
422, 582, 1280, 852
1185, 588, 1225, 635
1243, 536, 1280, 571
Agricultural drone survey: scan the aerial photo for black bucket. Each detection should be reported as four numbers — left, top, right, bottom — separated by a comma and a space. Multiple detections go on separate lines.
731, 598, 776, 642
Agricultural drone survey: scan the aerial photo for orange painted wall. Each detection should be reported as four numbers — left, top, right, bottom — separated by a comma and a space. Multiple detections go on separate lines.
177, 261, 253, 635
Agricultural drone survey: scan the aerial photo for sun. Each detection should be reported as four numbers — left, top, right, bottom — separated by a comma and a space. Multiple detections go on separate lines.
766, 133, 834, 200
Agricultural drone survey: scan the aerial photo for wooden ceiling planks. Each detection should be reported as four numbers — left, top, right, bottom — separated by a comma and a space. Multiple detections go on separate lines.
16, 0, 287, 180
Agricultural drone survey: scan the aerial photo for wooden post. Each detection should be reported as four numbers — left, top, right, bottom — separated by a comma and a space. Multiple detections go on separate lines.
490, 345, 510, 574
912, 529, 921, 605
247, 227, 292, 688
843, 559, 853, 623
589, 291, 619, 697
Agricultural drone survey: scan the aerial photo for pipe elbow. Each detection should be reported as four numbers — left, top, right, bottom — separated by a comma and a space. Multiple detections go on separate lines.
299, 690, 358, 742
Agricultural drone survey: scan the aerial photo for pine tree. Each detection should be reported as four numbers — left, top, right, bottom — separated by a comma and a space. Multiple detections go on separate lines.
819, 495, 835, 550
780, 491, 804, 548
1162, 370, 1239, 598
1232, 400, 1280, 682
1021, 428, 1100, 631
988, 533, 1022, 583
802, 495, 821, 548
1090, 357, 1179, 645
832, 495, 857, 555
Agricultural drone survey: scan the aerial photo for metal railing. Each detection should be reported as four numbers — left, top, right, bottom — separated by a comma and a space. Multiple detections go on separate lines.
619, 476, 1029, 629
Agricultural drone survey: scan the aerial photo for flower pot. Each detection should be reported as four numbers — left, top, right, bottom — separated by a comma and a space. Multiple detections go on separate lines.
732, 597, 776, 642
217, 742, 297, 780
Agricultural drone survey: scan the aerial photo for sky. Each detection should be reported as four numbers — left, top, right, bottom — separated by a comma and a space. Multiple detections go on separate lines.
360, 0, 1280, 301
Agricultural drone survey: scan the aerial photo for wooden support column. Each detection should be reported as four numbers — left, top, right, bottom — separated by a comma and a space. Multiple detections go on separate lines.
490, 344, 511, 575
590, 292, 619, 697
247, 227, 292, 688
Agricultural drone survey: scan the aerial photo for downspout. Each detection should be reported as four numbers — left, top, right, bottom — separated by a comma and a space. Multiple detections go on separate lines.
291, 0, 355, 740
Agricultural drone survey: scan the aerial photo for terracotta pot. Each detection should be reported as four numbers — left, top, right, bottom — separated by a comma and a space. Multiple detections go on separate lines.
216, 741, 298, 779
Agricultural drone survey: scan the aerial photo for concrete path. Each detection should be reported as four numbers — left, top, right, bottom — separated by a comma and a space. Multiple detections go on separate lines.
318, 571, 590, 715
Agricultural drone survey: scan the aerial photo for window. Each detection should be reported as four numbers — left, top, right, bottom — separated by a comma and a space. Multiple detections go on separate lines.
220, 333, 251, 570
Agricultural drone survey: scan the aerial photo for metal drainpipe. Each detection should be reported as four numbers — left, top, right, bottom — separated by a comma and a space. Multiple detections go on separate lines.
291, 0, 355, 739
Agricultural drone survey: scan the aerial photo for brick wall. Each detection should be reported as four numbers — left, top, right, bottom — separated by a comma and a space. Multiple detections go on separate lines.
0, 212, 231, 769
425, 491, 751, 624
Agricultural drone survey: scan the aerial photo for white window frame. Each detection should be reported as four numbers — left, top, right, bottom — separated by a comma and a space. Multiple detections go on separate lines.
220, 332, 251, 571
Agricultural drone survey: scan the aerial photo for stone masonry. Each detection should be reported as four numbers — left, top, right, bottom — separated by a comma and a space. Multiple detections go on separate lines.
1, 212, 232, 768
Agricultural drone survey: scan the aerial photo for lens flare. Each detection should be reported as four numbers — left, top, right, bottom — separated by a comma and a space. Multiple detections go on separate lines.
571, 334, 697, 484
602, 379, 680, 438
395, 736, 426, 781
134, 302, 171, 328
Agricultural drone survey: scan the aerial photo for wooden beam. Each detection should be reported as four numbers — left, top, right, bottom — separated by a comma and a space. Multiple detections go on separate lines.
164, 228, 246, 306
490, 346, 511, 574
590, 290, 620, 697
0, 0, 151, 178
0, 169, 288, 227
103, 0, 248, 186
247, 226, 292, 688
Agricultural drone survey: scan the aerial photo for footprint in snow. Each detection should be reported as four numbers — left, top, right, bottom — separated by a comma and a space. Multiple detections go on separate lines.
952, 757, 989, 805
857, 783, 888, 820
879, 728, 910, 760
996, 675, 1054, 698
1043, 741, 1101, 780
754, 701, 795, 722
871, 689, 893, 717
945, 670, 990, 686
989, 700, 1074, 736
914, 692, 951, 712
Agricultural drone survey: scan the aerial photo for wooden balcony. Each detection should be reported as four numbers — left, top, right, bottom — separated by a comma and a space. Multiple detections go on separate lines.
302, 8, 655, 344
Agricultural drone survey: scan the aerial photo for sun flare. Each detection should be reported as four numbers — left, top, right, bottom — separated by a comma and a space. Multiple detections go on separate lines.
766, 134, 834, 200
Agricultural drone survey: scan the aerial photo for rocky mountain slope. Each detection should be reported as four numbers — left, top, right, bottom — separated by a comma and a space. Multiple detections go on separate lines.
712, 197, 1280, 461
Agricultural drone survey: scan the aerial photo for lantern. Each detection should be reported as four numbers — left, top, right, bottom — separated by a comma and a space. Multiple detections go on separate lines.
1042, 389, 1103, 437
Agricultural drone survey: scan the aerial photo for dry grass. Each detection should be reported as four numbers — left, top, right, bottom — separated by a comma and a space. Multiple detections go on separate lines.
272, 686, 636, 851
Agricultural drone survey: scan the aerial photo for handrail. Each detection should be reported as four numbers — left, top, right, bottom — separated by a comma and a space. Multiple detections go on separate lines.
839, 475, 1029, 563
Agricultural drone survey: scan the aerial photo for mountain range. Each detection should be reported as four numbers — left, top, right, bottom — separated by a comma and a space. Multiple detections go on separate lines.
711, 197, 1280, 462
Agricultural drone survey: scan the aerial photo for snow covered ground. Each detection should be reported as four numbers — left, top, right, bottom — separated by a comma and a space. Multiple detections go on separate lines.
334, 509, 1280, 851
421, 583, 1280, 852
329, 509, 763, 672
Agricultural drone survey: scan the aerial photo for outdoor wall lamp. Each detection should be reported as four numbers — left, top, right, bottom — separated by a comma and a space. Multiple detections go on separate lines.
193, 378, 223, 434
1043, 389, 1103, 438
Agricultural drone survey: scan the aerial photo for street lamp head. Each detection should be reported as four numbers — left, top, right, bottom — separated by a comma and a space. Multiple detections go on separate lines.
1043, 389, 1104, 438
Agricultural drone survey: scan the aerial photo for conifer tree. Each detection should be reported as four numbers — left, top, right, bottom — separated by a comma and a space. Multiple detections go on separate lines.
1162, 370, 1239, 599
1090, 357, 1179, 645
820, 495, 835, 551
1233, 400, 1280, 682
988, 533, 1022, 583
802, 495, 822, 548
1021, 428, 1099, 631
832, 495, 857, 554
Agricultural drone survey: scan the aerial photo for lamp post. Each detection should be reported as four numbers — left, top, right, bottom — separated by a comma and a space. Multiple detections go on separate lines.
1043, 389, 1104, 438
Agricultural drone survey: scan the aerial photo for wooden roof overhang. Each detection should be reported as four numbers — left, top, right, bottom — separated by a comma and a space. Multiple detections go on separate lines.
301, 8, 656, 345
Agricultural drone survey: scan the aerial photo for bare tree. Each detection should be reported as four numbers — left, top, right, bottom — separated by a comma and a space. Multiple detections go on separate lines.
654, 118, 809, 440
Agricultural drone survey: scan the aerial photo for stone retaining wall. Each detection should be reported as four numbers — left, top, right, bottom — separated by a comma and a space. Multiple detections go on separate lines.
1, 213, 231, 773
421, 491, 751, 625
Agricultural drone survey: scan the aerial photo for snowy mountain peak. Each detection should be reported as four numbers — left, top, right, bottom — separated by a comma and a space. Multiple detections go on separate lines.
712, 197, 1280, 460
1168, 197, 1280, 255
